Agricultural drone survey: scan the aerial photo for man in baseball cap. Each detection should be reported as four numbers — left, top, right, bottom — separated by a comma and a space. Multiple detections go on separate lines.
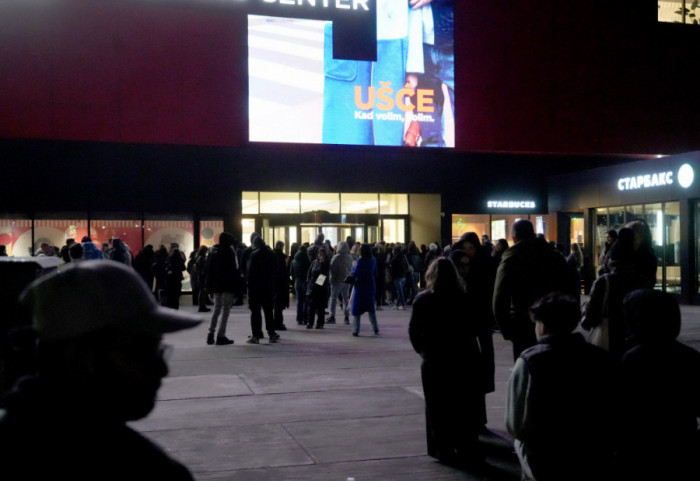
0, 261, 200, 480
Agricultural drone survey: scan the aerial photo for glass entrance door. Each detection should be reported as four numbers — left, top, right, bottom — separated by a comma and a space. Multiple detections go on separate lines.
272, 226, 297, 254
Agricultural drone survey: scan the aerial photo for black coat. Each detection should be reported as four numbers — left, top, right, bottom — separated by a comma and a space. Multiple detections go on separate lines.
617, 340, 700, 480
246, 238, 276, 303
409, 288, 483, 462
273, 248, 290, 308
0, 377, 195, 480
493, 237, 578, 349
205, 244, 240, 294
292, 249, 311, 281
582, 265, 649, 359
306, 257, 330, 303
461, 249, 497, 393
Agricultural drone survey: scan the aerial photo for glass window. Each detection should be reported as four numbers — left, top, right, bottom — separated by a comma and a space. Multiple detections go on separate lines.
491, 215, 529, 242
382, 219, 405, 243
339, 227, 353, 244
93, 219, 143, 256
595, 208, 609, 269
200, 220, 224, 248
380, 194, 408, 215
609, 206, 626, 231
570, 217, 585, 246
321, 226, 338, 246
0, 218, 32, 257
491, 219, 507, 243
644, 203, 664, 249
354, 226, 364, 244
242, 218, 256, 247
367, 225, 379, 244
535, 216, 546, 236
273, 226, 288, 253
301, 193, 339, 213
242, 191, 259, 214
144, 219, 194, 258
260, 192, 299, 214
626, 205, 644, 224
289, 227, 298, 248
658, 1, 699, 24
662, 202, 681, 293
341, 193, 379, 214
452, 214, 489, 243
144, 219, 195, 291
34, 218, 89, 255
301, 226, 318, 245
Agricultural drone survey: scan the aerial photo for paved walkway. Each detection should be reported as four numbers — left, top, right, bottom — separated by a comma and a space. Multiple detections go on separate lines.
131, 298, 700, 481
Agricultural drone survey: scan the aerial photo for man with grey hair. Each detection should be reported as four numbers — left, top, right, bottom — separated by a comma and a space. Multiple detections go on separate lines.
0, 261, 200, 480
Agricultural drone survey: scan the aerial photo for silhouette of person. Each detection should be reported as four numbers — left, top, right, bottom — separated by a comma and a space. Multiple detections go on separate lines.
493, 220, 577, 360
616, 289, 700, 481
409, 258, 483, 468
0, 261, 201, 480
506, 292, 614, 481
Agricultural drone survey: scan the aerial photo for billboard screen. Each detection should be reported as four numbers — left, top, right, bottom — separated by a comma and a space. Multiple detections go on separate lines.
248, 1, 454, 147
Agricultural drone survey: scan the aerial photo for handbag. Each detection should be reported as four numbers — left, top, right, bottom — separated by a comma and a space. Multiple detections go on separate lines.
587, 276, 610, 351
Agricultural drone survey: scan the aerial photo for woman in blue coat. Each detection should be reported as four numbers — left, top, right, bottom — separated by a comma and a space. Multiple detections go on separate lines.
350, 243, 379, 336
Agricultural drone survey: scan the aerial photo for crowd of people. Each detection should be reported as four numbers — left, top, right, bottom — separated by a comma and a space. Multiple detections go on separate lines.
409, 219, 699, 481
8, 218, 700, 480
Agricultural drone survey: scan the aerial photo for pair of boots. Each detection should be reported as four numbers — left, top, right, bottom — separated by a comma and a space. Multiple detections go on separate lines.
207, 332, 233, 345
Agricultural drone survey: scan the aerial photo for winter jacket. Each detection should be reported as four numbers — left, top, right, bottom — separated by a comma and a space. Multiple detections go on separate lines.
205, 244, 240, 294
330, 241, 353, 283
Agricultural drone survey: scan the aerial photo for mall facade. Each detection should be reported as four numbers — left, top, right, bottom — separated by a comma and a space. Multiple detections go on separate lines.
3, 1, 700, 301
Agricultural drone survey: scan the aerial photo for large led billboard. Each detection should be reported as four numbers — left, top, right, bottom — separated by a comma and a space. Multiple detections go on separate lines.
248, 1, 454, 147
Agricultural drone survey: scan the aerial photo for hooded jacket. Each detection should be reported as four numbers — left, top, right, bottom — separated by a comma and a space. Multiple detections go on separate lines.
205, 234, 240, 293
330, 241, 353, 283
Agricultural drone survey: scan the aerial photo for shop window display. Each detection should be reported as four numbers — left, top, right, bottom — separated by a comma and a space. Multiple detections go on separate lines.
92, 219, 143, 257
144, 220, 194, 291
200, 220, 224, 248
658, 1, 700, 24
0, 219, 32, 257
32, 219, 88, 256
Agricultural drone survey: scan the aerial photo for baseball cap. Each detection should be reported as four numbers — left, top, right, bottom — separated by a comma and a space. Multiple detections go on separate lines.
19, 260, 202, 343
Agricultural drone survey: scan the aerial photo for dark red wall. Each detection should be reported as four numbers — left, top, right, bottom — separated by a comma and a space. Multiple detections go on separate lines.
0, 0, 245, 146
0, 0, 696, 154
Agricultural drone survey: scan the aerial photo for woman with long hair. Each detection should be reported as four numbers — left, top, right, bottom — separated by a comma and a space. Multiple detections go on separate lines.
409, 258, 484, 468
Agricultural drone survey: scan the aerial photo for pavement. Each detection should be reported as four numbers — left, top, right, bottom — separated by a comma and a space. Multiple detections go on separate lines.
129, 297, 700, 481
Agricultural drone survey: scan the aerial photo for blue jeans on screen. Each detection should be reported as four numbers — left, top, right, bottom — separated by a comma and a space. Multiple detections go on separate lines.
322, 22, 407, 146
417, 44, 454, 147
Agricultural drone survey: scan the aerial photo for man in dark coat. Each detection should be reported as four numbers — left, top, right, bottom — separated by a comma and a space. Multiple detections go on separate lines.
272, 240, 289, 331
493, 220, 578, 360
0, 261, 200, 480
205, 232, 239, 345
246, 234, 279, 344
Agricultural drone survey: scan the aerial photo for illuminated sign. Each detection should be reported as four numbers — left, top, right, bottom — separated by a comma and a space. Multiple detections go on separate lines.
678, 163, 694, 188
262, 0, 370, 10
617, 163, 695, 191
487, 201, 536, 209
617, 172, 673, 191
